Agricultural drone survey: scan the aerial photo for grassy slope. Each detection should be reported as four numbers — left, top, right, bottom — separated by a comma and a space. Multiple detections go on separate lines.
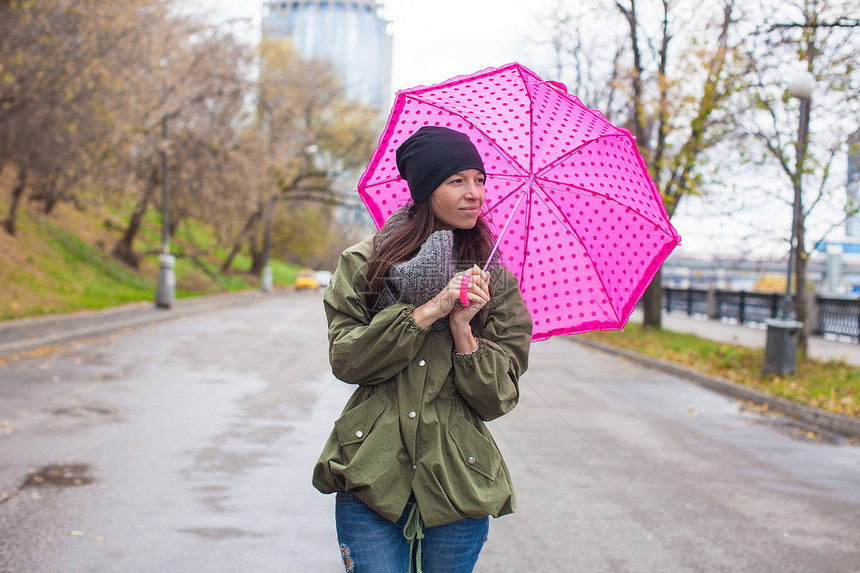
582, 323, 859, 419
0, 197, 301, 321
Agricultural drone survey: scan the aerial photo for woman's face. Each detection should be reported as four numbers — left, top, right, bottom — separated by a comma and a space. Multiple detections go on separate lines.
429, 169, 486, 230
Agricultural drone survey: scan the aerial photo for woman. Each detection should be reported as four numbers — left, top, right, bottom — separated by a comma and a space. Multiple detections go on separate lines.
313, 126, 532, 573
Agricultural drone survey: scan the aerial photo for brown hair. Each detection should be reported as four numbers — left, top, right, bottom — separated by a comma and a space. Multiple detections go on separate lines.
365, 200, 497, 311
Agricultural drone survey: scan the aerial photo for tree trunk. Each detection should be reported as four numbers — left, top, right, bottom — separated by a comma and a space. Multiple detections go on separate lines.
220, 242, 243, 274
250, 196, 276, 276
112, 170, 157, 268
220, 208, 263, 273
642, 268, 663, 329
41, 180, 59, 215
249, 234, 265, 275
2, 167, 27, 236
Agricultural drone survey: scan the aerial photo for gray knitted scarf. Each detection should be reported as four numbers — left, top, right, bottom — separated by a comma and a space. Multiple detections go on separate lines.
375, 208, 498, 331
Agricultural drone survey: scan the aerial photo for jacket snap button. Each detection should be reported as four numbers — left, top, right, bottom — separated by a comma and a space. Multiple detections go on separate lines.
355, 430, 363, 438
467, 456, 476, 465
408, 411, 416, 419
418, 360, 426, 367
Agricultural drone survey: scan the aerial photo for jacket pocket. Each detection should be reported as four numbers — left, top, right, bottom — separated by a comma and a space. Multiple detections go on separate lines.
335, 393, 386, 448
449, 417, 500, 481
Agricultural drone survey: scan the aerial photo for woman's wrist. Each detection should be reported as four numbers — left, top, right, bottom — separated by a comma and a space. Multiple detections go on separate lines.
412, 295, 452, 327
454, 337, 480, 355
451, 321, 478, 354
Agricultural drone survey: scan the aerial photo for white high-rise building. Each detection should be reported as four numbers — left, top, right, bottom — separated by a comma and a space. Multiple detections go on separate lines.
262, 1, 393, 111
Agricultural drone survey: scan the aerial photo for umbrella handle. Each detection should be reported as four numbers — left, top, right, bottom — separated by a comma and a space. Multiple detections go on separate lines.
460, 273, 471, 307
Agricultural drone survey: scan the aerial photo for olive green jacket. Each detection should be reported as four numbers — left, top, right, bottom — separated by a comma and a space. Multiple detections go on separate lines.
312, 238, 532, 528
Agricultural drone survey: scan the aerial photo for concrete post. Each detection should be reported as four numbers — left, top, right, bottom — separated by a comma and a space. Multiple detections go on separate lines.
707, 288, 720, 319
806, 290, 819, 337
826, 245, 843, 294
262, 264, 273, 294
155, 254, 176, 309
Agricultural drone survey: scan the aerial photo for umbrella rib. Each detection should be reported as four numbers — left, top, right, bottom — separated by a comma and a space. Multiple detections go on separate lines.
484, 177, 529, 212
532, 182, 624, 325
515, 63, 537, 186
517, 63, 537, 284
401, 94, 529, 179
405, 64, 516, 98
536, 179, 679, 239
535, 133, 628, 179
484, 189, 528, 271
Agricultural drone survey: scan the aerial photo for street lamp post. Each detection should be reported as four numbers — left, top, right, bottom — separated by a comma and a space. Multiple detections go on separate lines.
155, 56, 176, 309
763, 70, 814, 375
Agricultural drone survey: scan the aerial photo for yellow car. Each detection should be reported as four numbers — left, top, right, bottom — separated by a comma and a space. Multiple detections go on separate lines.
295, 270, 320, 290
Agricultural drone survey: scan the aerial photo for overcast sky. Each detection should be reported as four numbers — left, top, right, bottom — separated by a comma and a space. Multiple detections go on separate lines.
200, 0, 560, 93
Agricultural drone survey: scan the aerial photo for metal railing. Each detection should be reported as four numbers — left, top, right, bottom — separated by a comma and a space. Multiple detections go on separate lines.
661, 288, 860, 342
816, 297, 860, 341
716, 291, 788, 324
662, 288, 709, 316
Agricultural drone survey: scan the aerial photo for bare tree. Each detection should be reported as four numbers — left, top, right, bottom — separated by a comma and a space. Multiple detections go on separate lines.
220, 39, 379, 274
541, 0, 745, 328
108, 10, 253, 267
739, 0, 860, 356
0, 0, 150, 234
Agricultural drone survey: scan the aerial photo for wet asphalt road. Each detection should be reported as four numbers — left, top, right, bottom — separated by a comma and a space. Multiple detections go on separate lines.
0, 291, 858, 572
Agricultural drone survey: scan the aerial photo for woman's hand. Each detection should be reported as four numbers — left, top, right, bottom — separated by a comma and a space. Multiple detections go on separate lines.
411, 266, 491, 330
449, 266, 490, 354
450, 265, 491, 325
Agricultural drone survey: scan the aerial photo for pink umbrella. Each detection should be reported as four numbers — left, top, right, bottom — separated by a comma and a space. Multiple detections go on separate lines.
357, 63, 681, 341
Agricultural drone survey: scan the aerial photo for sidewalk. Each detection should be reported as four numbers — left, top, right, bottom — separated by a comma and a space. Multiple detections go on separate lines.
571, 309, 860, 439
0, 290, 270, 358
636, 309, 860, 367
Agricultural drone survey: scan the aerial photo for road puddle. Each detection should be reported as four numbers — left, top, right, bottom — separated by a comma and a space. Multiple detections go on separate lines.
21, 463, 95, 488
52, 406, 114, 417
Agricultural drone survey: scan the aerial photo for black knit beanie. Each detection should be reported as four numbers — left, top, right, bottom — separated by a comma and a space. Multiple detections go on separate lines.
395, 126, 485, 207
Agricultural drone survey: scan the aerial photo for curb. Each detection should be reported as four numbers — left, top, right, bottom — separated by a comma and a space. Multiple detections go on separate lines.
569, 336, 860, 440
0, 290, 272, 358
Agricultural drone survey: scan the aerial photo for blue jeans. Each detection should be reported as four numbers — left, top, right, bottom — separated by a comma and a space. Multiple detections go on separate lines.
335, 491, 489, 573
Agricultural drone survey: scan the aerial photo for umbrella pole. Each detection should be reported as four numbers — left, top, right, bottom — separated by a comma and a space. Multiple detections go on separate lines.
484, 190, 527, 272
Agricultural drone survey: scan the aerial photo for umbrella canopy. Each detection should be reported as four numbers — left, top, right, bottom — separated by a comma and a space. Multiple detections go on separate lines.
357, 63, 681, 341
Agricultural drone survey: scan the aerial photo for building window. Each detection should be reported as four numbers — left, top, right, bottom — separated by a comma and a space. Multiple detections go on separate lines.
320, 1, 329, 8
334, 1, 344, 9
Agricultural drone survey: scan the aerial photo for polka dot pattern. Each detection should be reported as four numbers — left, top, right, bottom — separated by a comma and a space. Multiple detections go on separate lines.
357, 63, 681, 341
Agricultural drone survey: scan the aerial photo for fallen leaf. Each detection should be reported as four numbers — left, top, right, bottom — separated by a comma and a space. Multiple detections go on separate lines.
70, 530, 85, 536
687, 408, 699, 417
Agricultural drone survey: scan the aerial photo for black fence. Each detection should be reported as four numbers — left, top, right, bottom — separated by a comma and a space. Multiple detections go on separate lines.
817, 297, 860, 341
663, 287, 709, 316
661, 288, 860, 342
